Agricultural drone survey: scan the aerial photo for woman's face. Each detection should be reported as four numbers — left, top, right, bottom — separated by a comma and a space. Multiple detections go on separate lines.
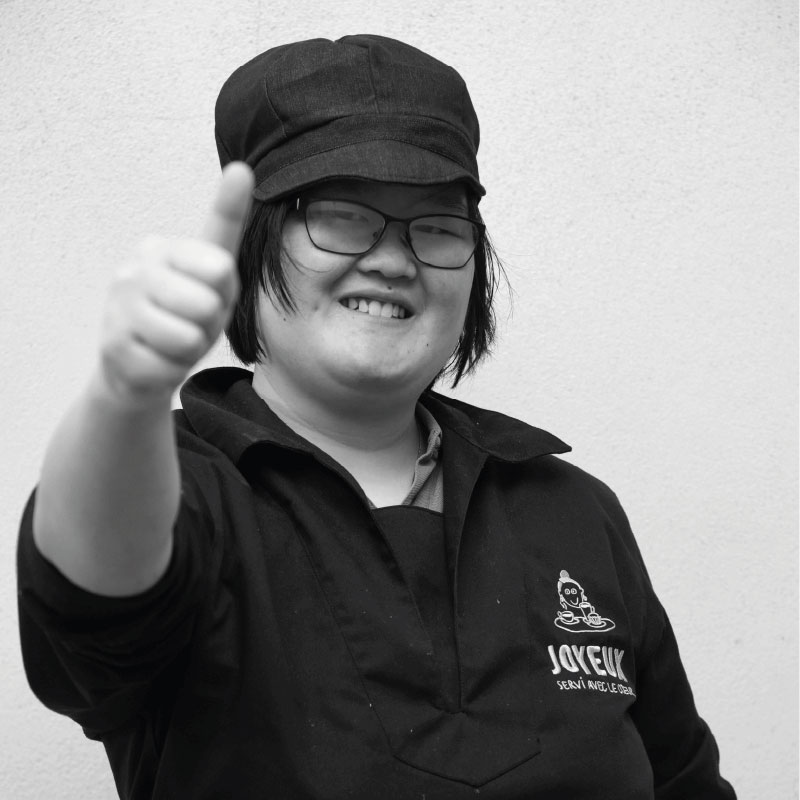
254, 180, 475, 407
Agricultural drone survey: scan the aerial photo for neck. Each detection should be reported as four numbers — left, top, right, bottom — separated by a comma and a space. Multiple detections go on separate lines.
252, 367, 422, 506
252, 367, 419, 448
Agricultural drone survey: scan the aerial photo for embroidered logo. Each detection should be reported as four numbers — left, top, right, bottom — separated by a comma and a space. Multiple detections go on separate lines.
553, 570, 615, 633
546, 571, 633, 696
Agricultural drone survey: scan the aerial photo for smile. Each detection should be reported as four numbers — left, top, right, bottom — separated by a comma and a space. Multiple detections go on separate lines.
341, 297, 410, 319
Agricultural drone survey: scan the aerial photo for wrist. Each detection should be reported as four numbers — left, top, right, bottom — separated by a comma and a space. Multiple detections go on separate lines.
88, 364, 176, 417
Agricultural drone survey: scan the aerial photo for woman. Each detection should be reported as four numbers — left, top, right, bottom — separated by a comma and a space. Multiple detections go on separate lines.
17, 34, 736, 799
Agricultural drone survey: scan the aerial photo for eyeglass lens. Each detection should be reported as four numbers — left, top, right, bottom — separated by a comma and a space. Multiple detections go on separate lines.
304, 199, 479, 269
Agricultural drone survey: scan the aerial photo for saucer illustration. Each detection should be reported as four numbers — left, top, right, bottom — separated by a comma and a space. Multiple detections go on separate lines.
553, 570, 615, 633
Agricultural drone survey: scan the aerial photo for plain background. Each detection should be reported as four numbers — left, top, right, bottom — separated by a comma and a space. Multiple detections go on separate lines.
1, 1, 796, 798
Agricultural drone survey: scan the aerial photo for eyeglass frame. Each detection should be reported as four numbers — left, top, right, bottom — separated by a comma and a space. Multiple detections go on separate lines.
295, 196, 485, 270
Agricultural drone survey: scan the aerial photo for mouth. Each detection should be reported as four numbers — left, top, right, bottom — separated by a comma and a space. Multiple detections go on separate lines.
340, 297, 411, 319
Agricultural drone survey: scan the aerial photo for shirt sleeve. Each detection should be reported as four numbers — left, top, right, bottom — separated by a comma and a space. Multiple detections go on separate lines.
630, 597, 737, 799
16, 458, 217, 740
587, 474, 736, 798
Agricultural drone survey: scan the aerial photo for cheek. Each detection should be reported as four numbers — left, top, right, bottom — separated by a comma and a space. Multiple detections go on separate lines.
280, 215, 307, 256
254, 294, 287, 355
438, 267, 475, 330
279, 226, 352, 309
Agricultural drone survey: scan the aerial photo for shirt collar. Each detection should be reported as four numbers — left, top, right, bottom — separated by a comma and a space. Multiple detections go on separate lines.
421, 390, 571, 462
416, 402, 442, 463
178, 367, 312, 464
179, 367, 570, 465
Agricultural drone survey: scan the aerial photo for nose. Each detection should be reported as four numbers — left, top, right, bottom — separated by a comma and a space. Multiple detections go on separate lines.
355, 221, 418, 280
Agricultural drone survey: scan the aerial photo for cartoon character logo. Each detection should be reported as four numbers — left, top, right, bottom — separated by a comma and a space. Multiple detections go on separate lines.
554, 570, 615, 633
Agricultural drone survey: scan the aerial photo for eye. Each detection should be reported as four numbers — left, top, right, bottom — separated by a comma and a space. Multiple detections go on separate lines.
415, 223, 456, 237
330, 209, 369, 223
318, 207, 368, 223
413, 216, 466, 238
307, 200, 375, 227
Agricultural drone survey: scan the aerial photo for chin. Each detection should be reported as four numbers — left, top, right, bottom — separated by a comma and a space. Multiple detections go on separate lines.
335, 360, 435, 398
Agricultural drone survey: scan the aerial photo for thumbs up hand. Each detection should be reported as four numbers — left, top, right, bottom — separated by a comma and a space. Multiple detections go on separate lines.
99, 163, 254, 409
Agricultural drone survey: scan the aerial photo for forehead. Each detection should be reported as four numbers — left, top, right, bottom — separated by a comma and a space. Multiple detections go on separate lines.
308, 179, 468, 211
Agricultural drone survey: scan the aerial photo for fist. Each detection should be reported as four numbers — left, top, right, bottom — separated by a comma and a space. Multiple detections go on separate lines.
99, 163, 254, 407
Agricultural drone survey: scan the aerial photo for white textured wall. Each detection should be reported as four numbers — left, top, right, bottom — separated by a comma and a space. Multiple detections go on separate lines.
1, 1, 796, 798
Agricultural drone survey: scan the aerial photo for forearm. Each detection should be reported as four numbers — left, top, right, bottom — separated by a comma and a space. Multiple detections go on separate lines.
33, 369, 179, 597
31, 162, 251, 599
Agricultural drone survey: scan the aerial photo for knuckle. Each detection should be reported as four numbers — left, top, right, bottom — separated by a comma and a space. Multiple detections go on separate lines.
177, 324, 210, 362
198, 288, 225, 320
203, 240, 234, 270
163, 240, 235, 289
185, 324, 209, 353
209, 251, 236, 288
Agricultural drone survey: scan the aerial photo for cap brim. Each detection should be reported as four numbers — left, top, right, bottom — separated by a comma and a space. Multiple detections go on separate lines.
251, 139, 485, 202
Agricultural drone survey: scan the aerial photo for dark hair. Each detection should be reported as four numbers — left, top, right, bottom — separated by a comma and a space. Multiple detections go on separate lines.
226, 193, 504, 387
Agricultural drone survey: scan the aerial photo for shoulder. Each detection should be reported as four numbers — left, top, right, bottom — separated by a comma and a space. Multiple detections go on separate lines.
172, 407, 230, 460
428, 392, 650, 573
169, 406, 252, 519
426, 391, 621, 505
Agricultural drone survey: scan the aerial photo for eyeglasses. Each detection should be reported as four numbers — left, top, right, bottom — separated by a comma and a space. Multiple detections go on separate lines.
296, 197, 484, 269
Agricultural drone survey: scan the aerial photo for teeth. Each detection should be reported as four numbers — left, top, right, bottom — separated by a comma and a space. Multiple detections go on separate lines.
343, 297, 408, 319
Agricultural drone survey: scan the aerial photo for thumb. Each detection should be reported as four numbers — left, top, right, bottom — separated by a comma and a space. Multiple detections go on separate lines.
202, 161, 255, 256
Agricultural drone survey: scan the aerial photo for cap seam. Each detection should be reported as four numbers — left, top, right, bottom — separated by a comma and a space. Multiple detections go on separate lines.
261, 73, 287, 142
366, 43, 381, 115
266, 136, 472, 175
264, 113, 477, 165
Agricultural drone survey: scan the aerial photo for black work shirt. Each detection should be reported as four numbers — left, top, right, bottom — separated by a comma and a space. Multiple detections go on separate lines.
17, 367, 736, 799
